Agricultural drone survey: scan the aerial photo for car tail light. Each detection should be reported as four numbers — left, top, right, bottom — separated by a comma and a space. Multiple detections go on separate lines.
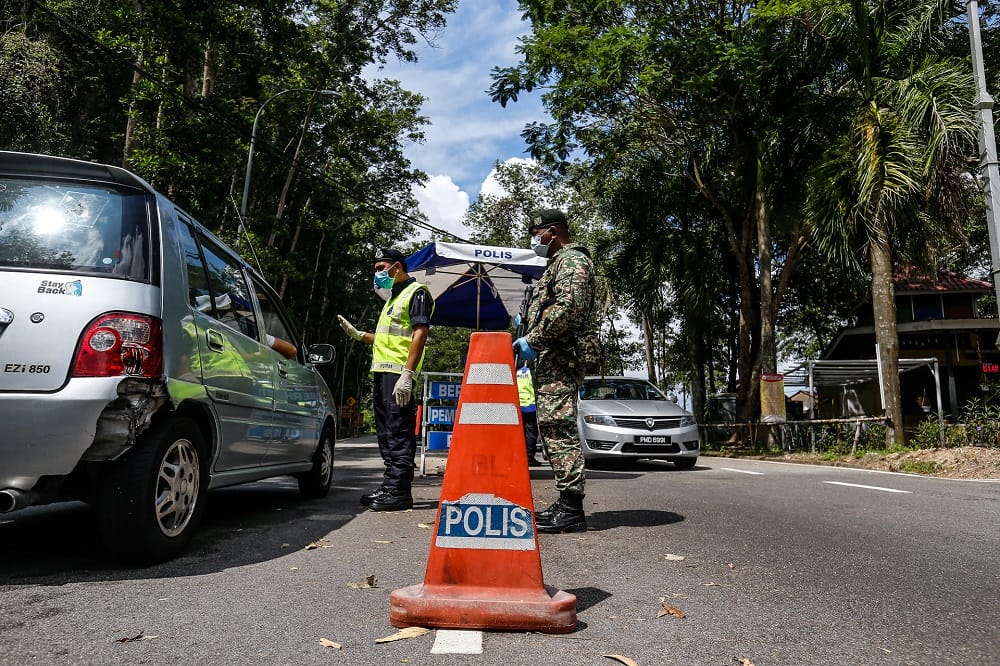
72, 313, 163, 378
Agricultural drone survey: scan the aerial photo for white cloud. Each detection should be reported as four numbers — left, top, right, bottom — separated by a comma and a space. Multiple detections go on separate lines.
480, 157, 536, 198
412, 175, 471, 242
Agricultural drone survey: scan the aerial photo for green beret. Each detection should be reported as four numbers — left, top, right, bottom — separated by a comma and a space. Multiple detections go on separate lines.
528, 208, 567, 232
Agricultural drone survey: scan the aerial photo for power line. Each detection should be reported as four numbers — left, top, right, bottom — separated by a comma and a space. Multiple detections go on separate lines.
27, 0, 470, 243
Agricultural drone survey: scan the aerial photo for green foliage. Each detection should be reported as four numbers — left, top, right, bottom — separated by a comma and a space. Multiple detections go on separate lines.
898, 460, 938, 474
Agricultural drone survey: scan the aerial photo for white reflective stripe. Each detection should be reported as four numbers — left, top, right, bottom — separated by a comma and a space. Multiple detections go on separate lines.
458, 403, 520, 425
466, 363, 514, 385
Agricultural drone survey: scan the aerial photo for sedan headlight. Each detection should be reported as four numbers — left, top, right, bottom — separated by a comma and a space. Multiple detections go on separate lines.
679, 415, 696, 428
583, 414, 617, 426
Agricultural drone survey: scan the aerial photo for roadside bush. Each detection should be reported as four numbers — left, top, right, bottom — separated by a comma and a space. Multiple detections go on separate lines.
960, 397, 1000, 448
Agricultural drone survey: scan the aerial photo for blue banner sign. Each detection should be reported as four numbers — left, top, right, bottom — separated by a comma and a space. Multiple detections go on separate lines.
427, 406, 456, 425
427, 431, 452, 450
429, 382, 462, 400
435, 493, 535, 550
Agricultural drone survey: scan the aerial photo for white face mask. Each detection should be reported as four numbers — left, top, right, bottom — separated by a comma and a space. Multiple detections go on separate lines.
374, 284, 392, 301
531, 230, 552, 258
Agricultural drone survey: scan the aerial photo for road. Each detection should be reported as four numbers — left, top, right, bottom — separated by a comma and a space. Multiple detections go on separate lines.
1, 438, 997, 665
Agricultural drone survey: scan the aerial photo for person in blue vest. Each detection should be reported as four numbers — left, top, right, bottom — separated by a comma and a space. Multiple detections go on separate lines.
337, 247, 434, 511
517, 361, 543, 466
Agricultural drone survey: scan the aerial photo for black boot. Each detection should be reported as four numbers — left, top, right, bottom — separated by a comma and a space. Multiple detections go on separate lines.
360, 486, 389, 507
369, 489, 414, 512
535, 493, 586, 533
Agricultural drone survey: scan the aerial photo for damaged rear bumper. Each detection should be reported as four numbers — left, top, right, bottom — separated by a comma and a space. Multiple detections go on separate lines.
0, 376, 167, 492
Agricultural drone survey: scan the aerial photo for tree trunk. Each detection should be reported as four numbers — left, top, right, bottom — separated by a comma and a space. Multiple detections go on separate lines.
642, 312, 657, 384
268, 99, 319, 248
869, 226, 903, 446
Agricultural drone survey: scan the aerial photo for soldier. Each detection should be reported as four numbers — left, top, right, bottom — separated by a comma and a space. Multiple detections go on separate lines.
513, 209, 598, 533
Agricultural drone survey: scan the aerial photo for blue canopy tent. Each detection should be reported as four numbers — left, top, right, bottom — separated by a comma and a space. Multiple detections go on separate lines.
406, 241, 547, 330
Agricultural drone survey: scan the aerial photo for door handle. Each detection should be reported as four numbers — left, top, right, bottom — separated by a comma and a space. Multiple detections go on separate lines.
277, 361, 289, 378
206, 329, 225, 352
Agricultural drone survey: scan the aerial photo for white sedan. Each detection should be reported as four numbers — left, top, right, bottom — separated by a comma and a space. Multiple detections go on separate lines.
577, 376, 700, 468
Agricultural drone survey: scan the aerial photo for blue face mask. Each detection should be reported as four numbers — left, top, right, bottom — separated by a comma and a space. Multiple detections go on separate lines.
374, 269, 394, 290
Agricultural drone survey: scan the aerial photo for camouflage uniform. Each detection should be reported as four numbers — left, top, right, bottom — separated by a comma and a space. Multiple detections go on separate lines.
525, 241, 597, 495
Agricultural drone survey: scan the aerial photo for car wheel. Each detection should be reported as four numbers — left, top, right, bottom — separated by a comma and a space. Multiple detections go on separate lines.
673, 457, 697, 470
97, 416, 206, 564
298, 427, 334, 499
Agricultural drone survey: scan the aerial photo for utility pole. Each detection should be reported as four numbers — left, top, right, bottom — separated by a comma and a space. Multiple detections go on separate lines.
967, 1, 1000, 322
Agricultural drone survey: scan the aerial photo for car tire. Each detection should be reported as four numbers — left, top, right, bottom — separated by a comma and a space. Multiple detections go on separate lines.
97, 416, 206, 565
298, 427, 334, 499
673, 457, 697, 470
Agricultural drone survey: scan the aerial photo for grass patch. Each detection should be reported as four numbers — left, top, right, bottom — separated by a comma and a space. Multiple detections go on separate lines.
898, 460, 938, 475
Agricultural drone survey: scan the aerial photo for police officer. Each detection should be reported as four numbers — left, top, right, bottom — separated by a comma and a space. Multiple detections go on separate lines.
517, 361, 543, 466
513, 209, 598, 533
338, 248, 434, 511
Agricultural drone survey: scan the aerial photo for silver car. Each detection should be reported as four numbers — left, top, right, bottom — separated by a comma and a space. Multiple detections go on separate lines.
0, 152, 337, 563
578, 376, 700, 468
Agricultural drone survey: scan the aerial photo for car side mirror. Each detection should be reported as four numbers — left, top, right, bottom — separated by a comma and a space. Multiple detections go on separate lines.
307, 343, 336, 365
668, 393, 678, 403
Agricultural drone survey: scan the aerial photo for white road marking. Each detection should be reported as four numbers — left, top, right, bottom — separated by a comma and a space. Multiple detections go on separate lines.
823, 481, 912, 494
431, 629, 483, 654
721, 467, 765, 475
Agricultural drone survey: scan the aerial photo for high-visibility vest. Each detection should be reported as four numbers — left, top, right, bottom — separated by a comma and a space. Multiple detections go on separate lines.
371, 280, 431, 374
517, 365, 536, 411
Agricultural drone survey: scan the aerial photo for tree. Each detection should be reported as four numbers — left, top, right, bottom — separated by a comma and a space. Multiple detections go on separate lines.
781, 0, 980, 445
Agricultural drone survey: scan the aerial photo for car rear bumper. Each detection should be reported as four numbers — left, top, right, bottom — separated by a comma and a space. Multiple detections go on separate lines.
579, 423, 701, 459
0, 377, 121, 490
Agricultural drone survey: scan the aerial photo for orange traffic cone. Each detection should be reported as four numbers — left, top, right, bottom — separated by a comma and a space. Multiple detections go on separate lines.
389, 332, 577, 633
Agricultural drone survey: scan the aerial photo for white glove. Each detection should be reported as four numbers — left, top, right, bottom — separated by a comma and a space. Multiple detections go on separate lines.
337, 314, 365, 341
393, 368, 414, 405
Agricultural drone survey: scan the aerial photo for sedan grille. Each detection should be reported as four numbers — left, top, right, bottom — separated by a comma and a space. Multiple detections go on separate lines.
614, 417, 686, 431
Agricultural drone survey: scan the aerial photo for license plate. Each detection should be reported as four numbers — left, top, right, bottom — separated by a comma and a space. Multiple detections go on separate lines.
634, 435, 668, 445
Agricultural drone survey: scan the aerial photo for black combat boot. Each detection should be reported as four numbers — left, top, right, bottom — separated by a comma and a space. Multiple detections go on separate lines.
360, 486, 389, 507
368, 488, 414, 512
535, 492, 586, 533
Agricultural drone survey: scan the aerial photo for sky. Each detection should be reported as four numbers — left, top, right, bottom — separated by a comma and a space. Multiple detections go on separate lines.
370, 0, 547, 242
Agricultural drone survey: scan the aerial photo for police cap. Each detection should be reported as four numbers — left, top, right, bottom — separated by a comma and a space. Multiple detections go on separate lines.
528, 208, 567, 232
374, 247, 407, 270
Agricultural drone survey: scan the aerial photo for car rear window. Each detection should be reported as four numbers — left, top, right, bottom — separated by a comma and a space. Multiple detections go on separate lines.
0, 178, 151, 280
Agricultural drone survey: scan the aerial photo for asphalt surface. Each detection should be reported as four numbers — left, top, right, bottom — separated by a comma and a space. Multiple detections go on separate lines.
1, 436, 998, 665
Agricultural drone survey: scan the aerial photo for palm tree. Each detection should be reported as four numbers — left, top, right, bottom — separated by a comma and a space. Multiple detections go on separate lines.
799, 0, 978, 445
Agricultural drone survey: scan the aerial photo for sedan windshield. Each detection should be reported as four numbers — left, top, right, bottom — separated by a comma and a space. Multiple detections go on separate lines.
581, 379, 667, 401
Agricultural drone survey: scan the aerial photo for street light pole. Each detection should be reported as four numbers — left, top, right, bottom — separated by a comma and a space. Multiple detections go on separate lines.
967, 2, 1000, 320
238, 87, 339, 246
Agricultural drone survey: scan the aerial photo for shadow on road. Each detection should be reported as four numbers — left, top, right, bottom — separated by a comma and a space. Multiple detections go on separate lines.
586, 508, 685, 531
0, 442, 388, 584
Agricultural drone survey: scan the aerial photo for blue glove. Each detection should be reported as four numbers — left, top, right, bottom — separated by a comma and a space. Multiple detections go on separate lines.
513, 314, 522, 327
513, 337, 538, 361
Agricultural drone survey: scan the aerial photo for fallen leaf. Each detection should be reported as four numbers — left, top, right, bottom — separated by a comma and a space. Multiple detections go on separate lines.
347, 575, 378, 589
702, 582, 721, 586
878, 647, 892, 654
281, 543, 290, 549
115, 631, 159, 643
664, 553, 685, 561
732, 659, 755, 666
374, 626, 430, 643
727, 562, 735, 570
319, 638, 342, 649
417, 522, 433, 529
290, 567, 298, 571
657, 602, 686, 619
305, 542, 333, 550
603, 655, 640, 666
304, 543, 317, 550
374, 540, 392, 544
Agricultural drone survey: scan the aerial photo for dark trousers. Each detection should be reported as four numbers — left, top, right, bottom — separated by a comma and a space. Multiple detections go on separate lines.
522, 408, 539, 458
372, 372, 417, 493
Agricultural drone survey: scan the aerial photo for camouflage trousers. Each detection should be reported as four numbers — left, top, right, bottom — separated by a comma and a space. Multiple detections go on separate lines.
535, 351, 586, 495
